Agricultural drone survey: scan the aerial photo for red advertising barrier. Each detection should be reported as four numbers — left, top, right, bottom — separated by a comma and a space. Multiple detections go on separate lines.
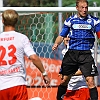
27, 87, 57, 100
25, 56, 62, 86
25, 56, 62, 99
25, 56, 100, 100
27, 87, 100, 100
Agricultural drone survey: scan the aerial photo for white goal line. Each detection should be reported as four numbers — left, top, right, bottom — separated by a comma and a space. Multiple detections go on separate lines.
0, 7, 100, 13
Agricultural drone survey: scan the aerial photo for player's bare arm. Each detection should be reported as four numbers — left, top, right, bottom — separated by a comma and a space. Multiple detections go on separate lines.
52, 36, 64, 51
29, 54, 50, 86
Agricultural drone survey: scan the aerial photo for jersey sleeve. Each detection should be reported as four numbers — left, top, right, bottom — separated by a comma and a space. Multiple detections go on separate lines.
60, 18, 71, 37
95, 19, 100, 38
23, 36, 36, 57
95, 19, 100, 33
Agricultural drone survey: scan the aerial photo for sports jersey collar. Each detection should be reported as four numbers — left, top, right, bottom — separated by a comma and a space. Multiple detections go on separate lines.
75, 14, 90, 19
2, 31, 15, 34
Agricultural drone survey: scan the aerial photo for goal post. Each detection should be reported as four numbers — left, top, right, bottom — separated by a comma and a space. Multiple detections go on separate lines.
0, 7, 100, 12
0, 7, 100, 100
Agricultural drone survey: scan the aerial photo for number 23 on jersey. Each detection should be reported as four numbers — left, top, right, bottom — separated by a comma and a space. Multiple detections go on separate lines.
0, 44, 17, 66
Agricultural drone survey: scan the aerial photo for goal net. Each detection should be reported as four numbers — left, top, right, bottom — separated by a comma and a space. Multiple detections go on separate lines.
0, 7, 100, 100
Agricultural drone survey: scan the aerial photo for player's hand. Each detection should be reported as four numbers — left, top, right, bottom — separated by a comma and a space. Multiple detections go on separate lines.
58, 74, 63, 80
43, 75, 50, 86
59, 74, 68, 85
60, 75, 69, 86
52, 43, 58, 51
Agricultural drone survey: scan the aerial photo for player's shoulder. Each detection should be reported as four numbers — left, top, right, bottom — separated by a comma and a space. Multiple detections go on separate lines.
14, 31, 28, 38
88, 14, 99, 21
65, 14, 78, 22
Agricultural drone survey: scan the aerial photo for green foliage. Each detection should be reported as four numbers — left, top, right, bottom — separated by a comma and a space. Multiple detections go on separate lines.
4, 0, 100, 7
62, 1, 76, 7
5, 0, 57, 7
62, 0, 100, 7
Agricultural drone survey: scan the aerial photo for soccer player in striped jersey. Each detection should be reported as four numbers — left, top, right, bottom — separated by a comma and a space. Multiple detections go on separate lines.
0, 9, 50, 100
52, 0, 100, 100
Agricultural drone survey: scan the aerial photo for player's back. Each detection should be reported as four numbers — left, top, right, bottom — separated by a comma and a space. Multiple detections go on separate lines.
0, 31, 28, 90
0, 31, 27, 67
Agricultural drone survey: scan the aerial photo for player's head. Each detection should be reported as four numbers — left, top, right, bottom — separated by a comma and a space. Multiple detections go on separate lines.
76, 0, 88, 18
2, 9, 19, 27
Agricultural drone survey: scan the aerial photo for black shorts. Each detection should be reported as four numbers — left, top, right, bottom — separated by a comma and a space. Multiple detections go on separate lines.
61, 49, 98, 77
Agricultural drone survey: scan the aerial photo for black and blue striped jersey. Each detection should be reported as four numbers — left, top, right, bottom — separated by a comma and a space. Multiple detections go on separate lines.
60, 14, 100, 50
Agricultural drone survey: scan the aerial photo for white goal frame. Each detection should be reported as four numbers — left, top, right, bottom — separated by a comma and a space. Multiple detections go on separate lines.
0, 7, 100, 12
